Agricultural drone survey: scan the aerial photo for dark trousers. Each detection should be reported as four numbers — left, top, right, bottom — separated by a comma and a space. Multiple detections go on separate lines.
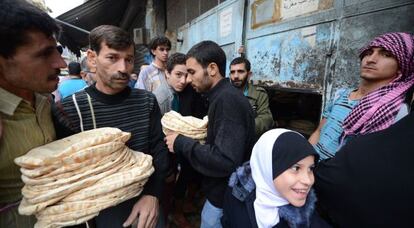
95, 196, 165, 228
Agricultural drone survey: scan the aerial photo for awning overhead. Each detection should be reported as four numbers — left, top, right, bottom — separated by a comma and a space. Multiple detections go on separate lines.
56, 0, 146, 56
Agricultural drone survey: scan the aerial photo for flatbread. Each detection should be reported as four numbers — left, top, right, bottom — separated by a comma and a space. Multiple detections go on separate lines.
21, 144, 125, 185
161, 111, 208, 140
15, 128, 130, 168
63, 151, 153, 202
22, 148, 132, 202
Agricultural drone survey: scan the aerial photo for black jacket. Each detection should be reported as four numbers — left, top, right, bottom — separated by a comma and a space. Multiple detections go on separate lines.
178, 84, 208, 118
315, 111, 414, 227
174, 79, 255, 208
222, 186, 330, 228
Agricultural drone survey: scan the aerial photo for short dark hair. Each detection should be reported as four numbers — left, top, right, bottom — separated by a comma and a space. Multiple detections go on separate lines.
89, 25, 133, 54
166, 53, 187, 73
0, 0, 61, 58
68, 61, 81, 75
230, 57, 251, 72
187, 40, 226, 77
148, 36, 171, 56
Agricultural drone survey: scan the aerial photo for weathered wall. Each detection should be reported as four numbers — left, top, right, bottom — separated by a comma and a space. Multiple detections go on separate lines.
176, 0, 245, 71
166, 0, 228, 32
173, 0, 414, 114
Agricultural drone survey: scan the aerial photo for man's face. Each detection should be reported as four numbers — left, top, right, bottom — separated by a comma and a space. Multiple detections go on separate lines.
166, 64, 187, 92
186, 57, 212, 93
92, 42, 134, 94
230, 63, 250, 89
360, 47, 399, 83
151, 45, 170, 63
0, 30, 67, 93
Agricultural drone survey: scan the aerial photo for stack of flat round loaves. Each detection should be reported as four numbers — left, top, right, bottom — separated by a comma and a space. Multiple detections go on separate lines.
14, 127, 154, 228
161, 111, 208, 142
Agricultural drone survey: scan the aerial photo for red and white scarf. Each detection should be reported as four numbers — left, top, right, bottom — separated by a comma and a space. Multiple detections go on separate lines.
343, 32, 414, 138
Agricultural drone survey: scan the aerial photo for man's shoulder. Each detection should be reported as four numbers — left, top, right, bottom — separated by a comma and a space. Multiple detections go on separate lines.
249, 84, 267, 96
139, 64, 158, 76
130, 88, 157, 101
60, 89, 88, 105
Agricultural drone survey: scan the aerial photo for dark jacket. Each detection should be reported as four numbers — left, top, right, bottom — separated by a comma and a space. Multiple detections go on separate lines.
222, 162, 330, 228
174, 79, 255, 208
178, 84, 208, 118
246, 84, 274, 138
315, 111, 414, 228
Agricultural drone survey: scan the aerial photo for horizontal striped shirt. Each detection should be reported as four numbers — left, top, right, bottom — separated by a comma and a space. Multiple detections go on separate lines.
52, 85, 169, 198
315, 89, 359, 160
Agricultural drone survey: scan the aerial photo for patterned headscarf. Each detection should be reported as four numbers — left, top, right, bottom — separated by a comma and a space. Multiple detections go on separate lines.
343, 32, 414, 138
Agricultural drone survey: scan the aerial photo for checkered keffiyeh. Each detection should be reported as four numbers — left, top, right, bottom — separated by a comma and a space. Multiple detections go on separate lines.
342, 32, 414, 138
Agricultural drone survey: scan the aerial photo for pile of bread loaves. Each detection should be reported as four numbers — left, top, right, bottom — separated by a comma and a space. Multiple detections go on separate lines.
14, 127, 154, 228
161, 111, 208, 143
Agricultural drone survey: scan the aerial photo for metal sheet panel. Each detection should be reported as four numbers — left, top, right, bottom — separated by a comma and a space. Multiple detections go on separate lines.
332, 3, 414, 93
177, 0, 245, 59
245, 0, 414, 102
247, 23, 335, 93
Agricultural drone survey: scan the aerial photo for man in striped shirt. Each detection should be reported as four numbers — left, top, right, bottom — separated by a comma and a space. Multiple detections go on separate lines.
53, 25, 169, 228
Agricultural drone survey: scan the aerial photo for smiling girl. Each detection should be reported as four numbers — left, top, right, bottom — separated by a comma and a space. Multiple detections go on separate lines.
222, 129, 330, 228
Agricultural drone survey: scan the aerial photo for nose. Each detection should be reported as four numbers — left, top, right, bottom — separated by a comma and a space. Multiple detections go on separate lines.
116, 60, 128, 73
186, 75, 192, 84
300, 171, 314, 186
52, 52, 67, 69
180, 76, 187, 85
365, 51, 379, 63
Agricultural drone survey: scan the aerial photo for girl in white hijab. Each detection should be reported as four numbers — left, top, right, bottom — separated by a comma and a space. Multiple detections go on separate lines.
222, 129, 329, 228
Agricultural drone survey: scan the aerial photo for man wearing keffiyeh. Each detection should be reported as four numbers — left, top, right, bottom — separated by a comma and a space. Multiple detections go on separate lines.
310, 32, 414, 159
342, 32, 414, 138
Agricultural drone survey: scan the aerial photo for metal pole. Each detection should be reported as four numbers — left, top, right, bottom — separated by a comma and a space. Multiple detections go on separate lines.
55, 18, 90, 34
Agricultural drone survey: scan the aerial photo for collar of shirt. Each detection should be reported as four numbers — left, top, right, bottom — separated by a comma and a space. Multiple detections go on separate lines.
243, 83, 249, 97
151, 62, 164, 71
207, 78, 227, 102
0, 87, 23, 116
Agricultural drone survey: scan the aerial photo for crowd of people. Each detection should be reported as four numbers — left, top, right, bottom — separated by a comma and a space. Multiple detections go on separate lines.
1, 0, 414, 228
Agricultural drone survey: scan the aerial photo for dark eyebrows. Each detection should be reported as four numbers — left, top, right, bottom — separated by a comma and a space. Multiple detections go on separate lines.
34, 45, 57, 58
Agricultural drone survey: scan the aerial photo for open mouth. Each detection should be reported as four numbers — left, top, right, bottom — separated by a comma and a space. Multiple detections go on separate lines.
292, 188, 309, 198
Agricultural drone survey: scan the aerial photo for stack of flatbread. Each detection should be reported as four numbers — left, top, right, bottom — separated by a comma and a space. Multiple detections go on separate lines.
14, 127, 154, 228
161, 111, 208, 142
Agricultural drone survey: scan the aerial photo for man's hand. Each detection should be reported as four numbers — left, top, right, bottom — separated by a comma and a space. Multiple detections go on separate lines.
164, 132, 179, 153
123, 195, 159, 228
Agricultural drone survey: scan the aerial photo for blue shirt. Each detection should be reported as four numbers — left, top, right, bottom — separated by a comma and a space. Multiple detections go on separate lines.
58, 78, 87, 99
315, 89, 359, 160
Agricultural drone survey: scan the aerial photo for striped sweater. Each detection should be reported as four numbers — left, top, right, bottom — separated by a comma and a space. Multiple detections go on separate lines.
52, 85, 169, 198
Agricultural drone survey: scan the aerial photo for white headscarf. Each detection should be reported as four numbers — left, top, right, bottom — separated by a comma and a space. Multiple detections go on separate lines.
250, 129, 292, 228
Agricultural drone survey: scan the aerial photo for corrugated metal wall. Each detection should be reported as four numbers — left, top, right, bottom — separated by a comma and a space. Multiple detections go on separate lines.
175, 0, 414, 112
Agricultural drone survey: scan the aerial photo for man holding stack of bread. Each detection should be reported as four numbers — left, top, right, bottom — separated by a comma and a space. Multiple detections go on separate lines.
164, 41, 256, 228
0, 0, 67, 226
53, 25, 169, 228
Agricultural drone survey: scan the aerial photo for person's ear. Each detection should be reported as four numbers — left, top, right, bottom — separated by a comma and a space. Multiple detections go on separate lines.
86, 49, 97, 68
151, 49, 156, 56
248, 71, 252, 79
165, 70, 170, 79
208, 63, 218, 77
